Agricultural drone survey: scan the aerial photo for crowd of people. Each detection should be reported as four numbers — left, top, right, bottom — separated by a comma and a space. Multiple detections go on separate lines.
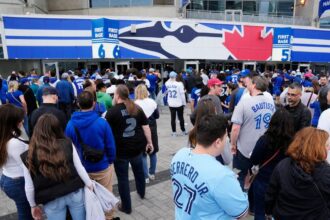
0, 65, 330, 220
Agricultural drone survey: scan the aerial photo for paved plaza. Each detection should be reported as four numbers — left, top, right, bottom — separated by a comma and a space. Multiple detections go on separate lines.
0, 106, 252, 220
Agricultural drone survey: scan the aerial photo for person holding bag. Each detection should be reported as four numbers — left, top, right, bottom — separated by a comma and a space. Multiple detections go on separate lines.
265, 127, 330, 219
21, 114, 93, 220
65, 91, 117, 220
250, 107, 294, 219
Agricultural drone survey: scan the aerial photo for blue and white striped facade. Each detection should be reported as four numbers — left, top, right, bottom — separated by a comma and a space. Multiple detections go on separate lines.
1, 14, 330, 63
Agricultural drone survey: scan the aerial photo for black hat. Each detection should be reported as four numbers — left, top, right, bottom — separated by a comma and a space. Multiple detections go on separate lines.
42, 87, 58, 96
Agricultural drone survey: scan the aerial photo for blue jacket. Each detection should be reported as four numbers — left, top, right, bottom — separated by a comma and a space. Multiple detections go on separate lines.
65, 111, 116, 173
56, 80, 74, 104
0, 79, 8, 104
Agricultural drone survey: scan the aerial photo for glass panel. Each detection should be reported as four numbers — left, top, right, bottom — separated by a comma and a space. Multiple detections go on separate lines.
0, 47, 3, 59
208, 1, 225, 11
132, 0, 152, 6
243, 1, 257, 14
110, 0, 130, 7
226, 0, 242, 10
277, 1, 293, 16
153, 0, 174, 5
91, 0, 109, 8
189, 0, 204, 10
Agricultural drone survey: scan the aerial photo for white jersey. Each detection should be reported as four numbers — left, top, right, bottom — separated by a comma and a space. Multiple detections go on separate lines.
165, 79, 186, 107
231, 94, 275, 158
318, 109, 330, 163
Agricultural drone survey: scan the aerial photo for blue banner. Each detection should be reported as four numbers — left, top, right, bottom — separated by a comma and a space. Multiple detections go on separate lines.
272, 28, 292, 61
319, 0, 330, 18
92, 18, 119, 58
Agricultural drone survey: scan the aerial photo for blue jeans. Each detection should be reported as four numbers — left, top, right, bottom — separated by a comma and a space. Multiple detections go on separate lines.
43, 188, 85, 220
114, 153, 145, 213
253, 179, 268, 220
233, 150, 253, 190
0, 175, 33, 220
142, 153, 157, 178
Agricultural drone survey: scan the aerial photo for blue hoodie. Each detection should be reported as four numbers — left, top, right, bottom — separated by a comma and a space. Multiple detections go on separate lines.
65, 111, 116, 173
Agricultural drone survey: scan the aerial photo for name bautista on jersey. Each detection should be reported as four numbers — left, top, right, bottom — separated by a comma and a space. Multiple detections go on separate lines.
251, 101, 275, 113
170, 161, 209, 197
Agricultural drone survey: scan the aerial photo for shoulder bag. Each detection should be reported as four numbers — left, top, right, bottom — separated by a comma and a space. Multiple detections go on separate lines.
245, 149, 280, 190
73, 125, 105, 163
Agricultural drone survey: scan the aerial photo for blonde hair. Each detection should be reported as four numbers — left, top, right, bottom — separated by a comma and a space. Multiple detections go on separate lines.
8, 81, 19, 92
135, 84, 149, 100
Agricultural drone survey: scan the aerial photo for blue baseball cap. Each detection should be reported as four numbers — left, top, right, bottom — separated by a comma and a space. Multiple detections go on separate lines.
239, 69, 251, 78
169, 71, 177, 78
19, 77, 29, 84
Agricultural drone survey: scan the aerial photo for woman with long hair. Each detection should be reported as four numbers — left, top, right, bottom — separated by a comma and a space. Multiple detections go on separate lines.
21, 114, 92, 220
265, 127, 330, 219
0, 104, 33, 220
105, 84, 153, 214
134, 84, 160, 183
189, 99, 232, 165
250, 107, 294, 219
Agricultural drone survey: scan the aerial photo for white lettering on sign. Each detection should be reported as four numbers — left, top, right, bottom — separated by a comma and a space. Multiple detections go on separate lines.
277, 35, 290, 44
94, 27, 103, 38
108, 28, 118, 38
323, 0, 330, 7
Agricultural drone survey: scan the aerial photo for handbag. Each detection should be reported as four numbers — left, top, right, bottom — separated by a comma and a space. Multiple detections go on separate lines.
93, 180, 119, 212
74, 126, 105, 163
84, 186, 105, 220
245, 149, 280, 190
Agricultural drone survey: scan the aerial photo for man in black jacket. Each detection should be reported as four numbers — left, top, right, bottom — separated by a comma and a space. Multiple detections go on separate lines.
285, 82, 311, 133
29, 87, 67, 137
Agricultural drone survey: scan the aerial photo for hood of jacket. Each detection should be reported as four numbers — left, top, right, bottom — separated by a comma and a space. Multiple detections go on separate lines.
96, 91, 107, 99
70, 110, 99, 129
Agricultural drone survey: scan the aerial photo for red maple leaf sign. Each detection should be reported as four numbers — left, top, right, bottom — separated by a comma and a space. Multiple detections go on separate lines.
223, 26, 273, 61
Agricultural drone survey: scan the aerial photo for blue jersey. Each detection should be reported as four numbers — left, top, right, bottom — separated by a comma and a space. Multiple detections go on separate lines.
73, 77, 85, 95
171, 148, 248, 220
223, 95, 231, 113
6, 90, 23, 108
190, 87, 201, 108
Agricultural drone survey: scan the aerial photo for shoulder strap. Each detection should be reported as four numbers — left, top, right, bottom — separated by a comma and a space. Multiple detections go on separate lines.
307, 92, 314, 107
259, 149, 280, 170
73, 126, 88, 152
311, 178, 330, 215
15, 137, 29, 145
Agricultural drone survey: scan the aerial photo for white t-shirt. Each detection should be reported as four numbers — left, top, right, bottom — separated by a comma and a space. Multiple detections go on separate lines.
165, 79, 186, 108
318, 109, 330, 134
106, 85, 116, 95
2, 138, 28, 178
135, 98, 157, 118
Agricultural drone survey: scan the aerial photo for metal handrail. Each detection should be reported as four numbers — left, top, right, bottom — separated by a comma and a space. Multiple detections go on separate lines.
186, 9, 311, 26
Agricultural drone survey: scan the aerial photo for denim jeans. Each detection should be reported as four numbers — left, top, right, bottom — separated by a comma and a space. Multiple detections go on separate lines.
114, 153, 145, 213
0, 175, 33, 220
253, 179, 268, 220
43, 188, 85, 220
142, 153, 157, 178
233, 150, 253, 190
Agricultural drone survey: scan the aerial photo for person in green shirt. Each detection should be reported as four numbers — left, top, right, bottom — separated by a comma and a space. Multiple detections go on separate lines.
96, 82, 112, 109
30, 78, 39, 98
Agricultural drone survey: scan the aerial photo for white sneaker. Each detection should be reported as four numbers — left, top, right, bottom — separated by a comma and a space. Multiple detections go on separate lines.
145, 178, 150, 184
149, 174, 155, 180
171, 132, 177, 137
181, 131, 188, 136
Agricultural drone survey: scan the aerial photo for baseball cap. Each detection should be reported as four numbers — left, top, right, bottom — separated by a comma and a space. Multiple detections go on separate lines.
61, 72, 69, 79
42, 87, 58, 96
169, 71, 177, 78
208, 78, 223, 87
149, 68, 155, 73
239, 69, 251, 78
43, 76, 50, 83
20, 77, 29, 84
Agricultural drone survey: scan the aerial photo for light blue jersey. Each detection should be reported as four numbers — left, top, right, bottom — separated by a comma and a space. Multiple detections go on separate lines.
170, 148, 248, 220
